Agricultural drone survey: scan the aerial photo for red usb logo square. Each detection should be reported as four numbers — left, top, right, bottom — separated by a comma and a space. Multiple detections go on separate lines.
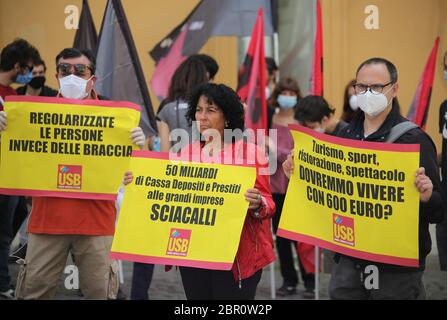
333, 214, 355, 246
166, 229, 192, 257
57, 165, 82, 190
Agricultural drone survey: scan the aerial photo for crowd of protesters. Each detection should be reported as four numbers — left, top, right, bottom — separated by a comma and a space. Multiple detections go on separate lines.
0, 38, 446, 300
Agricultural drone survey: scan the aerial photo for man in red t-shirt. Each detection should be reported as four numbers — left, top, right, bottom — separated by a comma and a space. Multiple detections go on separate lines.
0, 39, 40, 300
1, 48, 146, 300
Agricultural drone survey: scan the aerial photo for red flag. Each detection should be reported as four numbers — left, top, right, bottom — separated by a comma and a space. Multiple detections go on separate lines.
237, 8, 268, 134
303, 0, 323, 264
310, 0, 323, 96
297, 242, 322, 274
150, 26, 188, 101
406, 37, 440, 129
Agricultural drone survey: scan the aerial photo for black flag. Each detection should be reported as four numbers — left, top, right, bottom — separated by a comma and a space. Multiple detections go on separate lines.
73, 0, 98, 53
95, 0, 157, 136
149, 0, 274, 100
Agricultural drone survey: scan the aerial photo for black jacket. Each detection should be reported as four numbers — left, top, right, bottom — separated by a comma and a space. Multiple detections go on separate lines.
16, 85, 58, 97
336, 103, 446, 272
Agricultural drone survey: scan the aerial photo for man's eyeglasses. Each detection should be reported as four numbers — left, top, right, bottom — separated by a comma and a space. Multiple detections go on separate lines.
353, 81, 394, 95
57, 63, 92, 77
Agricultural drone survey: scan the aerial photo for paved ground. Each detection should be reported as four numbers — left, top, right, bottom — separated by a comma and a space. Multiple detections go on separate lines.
6, 253, 446, 300
5, 225, 447, 300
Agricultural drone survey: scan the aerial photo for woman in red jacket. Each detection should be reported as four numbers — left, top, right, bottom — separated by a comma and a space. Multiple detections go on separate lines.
124, 83, 275, 299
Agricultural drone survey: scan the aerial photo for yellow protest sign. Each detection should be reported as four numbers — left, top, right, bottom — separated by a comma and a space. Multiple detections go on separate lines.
111, 151, 257, 270
0, 96, 140, 200
278, 125, 420, 267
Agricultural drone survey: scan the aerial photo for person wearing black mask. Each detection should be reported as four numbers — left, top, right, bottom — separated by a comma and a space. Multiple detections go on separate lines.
10, 58, 58, 266
16, 58, 58, 97
0, 38, 40, 300
437, 51, 447, 271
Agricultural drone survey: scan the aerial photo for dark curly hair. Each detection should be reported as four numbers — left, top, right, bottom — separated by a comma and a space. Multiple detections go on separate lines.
55, 48, 96, 74
186, 83, 245, 131
0, 38, 40, 72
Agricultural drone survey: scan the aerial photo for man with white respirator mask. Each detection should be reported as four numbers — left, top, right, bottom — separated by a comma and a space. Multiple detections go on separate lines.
283, 57, 446, 299
1, 48, 146, 300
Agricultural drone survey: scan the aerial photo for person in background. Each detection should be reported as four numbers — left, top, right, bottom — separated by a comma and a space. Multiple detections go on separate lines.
266, 57, 279, 130
16, 58, 58, 97
156, 56, 208, 153
0, 38, 40, 300
340, 79, 360, 124
437, 51, 447, 271
268, 78, 314, 298
12, 57, 58, 264
265, 57, 278, 100
294, 95, 348, 136
191, 54, 219, 82
293, 94, 349, 293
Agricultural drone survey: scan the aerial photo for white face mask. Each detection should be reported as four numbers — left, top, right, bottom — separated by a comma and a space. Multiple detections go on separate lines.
59, 74, 91, 99
357, 87, 393, 117
349, 95, 359, 111
314, 127, 325, 133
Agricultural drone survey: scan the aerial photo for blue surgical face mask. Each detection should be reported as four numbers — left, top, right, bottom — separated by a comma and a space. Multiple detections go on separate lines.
15, 70, 33, 85
278, 95, 297, 109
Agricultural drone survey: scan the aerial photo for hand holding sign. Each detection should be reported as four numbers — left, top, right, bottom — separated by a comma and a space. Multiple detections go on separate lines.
130, 127, 146, 150
112, 151, 257, 270
245, 188, 263, 210
0, 96, 141, 199
415, 167, 433, 203
282, 151, 294, 179
279, 125, 421, 267
123, 171, 133, 185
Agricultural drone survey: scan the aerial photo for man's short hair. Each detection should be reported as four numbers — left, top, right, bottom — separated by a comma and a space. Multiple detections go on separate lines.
356, 57, 398, 83
34, 58, 47, 72
295, 95, 334, 123
0, 38, 40, 72
55, 48, 96, 74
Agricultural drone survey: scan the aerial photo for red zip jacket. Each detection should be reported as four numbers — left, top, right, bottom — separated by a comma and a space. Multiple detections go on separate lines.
179, 140, 276, 284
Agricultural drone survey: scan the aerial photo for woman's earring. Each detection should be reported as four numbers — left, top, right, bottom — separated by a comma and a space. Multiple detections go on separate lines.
225, 120, 229, 128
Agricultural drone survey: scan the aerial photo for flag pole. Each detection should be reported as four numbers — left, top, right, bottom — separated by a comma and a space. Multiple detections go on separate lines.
270, 224, 276, 299
273, 32, 280, 78
118, 260, 124, 284
270, 261, 276, 299
270, 31, 279, 301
